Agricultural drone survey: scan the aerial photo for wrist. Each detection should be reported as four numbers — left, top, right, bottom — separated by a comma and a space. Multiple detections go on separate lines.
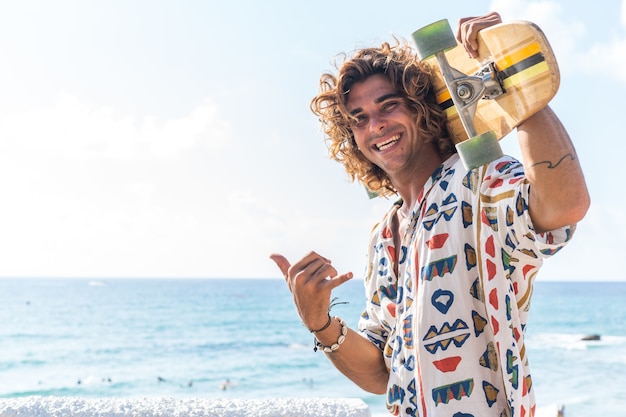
307, 314, 332, 333
313, 316, 348, 353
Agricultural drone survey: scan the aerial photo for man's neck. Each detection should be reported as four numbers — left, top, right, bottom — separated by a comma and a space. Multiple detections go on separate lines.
393, 152, 451, 212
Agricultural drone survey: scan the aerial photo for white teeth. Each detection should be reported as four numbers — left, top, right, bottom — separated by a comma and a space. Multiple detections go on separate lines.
376, 134, 400, 151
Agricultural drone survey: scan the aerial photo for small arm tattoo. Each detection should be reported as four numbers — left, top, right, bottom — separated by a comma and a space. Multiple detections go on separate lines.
530, 153, 575, 169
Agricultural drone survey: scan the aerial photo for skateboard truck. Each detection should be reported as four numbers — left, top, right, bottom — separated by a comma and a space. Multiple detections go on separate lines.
413, 19, 504, 170
478, 62, 506, 100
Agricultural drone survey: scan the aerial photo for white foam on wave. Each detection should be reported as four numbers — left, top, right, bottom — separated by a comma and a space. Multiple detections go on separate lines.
287, 343, 309, 350
534, 403, 564, 417
0, 396, 372, 417
526, 332, 626, 350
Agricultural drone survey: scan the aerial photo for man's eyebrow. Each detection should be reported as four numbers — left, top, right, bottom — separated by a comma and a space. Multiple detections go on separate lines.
348, 93, 403, 116
348, 107, 362, 116
375, 93, 403, 104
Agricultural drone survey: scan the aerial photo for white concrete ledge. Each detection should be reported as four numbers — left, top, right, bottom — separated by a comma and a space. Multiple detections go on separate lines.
0, 396, 372, 417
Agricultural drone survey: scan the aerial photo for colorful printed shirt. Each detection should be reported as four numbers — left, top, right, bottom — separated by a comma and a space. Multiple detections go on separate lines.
357, 154, 575, 417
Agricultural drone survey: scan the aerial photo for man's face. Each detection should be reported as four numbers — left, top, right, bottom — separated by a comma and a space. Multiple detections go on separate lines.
346, 74, 424, 179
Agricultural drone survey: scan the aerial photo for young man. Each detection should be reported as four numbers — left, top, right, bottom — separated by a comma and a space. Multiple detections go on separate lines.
271, 12, 589, 417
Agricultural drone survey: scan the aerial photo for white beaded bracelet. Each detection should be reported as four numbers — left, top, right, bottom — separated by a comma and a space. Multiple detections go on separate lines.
313, 316, 348, 353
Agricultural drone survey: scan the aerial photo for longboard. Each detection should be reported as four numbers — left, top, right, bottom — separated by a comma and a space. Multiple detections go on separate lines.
413, 20, 559, 168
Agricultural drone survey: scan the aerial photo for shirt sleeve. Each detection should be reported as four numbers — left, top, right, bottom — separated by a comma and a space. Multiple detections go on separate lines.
357, 219, 393, 353
479, 156, 577, 311
480, 156, 576, 258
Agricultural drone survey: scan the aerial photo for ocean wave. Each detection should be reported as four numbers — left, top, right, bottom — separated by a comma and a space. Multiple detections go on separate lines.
526, 332, 626, 350
7, 386, 76, 398
287, 343, 309, 350
0, 359, 47, 371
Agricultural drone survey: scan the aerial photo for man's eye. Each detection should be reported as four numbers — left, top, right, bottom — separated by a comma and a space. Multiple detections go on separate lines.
351, 115, 367, 127
382, 101, 399, 112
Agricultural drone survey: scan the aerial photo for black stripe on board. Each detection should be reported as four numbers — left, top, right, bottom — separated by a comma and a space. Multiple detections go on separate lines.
440, 97, 453, 111
499, 52, 545, 80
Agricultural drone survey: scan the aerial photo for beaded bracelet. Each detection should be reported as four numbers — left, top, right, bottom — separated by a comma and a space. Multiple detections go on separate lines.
313, 316, 348, 353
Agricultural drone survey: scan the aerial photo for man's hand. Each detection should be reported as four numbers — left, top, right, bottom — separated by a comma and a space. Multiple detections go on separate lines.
271, 251, 388, 394
270, 251, 353, 331
456, 11, 502, 58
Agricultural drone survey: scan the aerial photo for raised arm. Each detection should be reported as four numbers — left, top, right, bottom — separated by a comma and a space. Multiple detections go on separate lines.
270, 252, 389, 394
517, 106, 590, 232
456, 13, 590, 232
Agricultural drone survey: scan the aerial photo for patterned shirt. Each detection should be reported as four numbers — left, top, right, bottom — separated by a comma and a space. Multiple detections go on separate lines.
358, 154, 574, 417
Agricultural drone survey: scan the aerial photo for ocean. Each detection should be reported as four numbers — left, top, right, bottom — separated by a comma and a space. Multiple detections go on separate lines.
0, 278, 624, 417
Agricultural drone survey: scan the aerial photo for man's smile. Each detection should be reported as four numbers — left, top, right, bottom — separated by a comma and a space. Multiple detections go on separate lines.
374, 133, 401, 151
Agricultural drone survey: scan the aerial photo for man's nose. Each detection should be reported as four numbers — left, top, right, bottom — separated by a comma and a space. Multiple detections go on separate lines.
368, 113, 386, 133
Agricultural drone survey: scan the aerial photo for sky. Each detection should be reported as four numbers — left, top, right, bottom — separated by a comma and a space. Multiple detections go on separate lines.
0, 0, 623, 281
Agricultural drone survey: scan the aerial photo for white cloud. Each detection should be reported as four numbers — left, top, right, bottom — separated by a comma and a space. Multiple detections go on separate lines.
490, 0, 626, 83
581, 37, 626, 83
140, 99, 232, 159
0, 91, 239, 278
489, 0, 584, 66
229, 191, 287, 238
0, 93, 232, 160
576, 0, 626, 83
542, 203, 626, 281
490, 0, 560, 21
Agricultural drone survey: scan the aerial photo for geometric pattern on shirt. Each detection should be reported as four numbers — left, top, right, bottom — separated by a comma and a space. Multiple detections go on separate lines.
479, 342, 498, 371
432, 378, 474, 405
421, 256, 457, 282
423, 319, 470, 354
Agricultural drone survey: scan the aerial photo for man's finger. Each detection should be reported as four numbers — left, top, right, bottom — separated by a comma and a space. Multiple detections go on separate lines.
455, 16, 478, 43
269, 253, 291, 280
456, 12, 502, 58
327, 271, 354, 289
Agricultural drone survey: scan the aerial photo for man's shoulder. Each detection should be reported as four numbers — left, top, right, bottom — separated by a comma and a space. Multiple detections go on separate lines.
484, 155, 525, 178
445, 153, 522, 171
438, 154, 526, 197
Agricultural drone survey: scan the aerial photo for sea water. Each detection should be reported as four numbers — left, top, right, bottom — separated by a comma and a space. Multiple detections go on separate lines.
0, 278, 624, 417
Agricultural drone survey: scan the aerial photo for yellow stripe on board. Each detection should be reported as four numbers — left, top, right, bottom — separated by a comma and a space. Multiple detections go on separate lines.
496, 41, 542, 71
445, 106, 458, 118
436, 88, 451, 105
502, 61, 549, 90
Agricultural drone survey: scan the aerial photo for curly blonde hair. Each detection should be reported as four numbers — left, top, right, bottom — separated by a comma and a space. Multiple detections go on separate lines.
310, 39, 455, 197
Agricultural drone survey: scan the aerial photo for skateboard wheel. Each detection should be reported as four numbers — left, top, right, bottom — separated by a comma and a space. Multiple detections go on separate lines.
455, 131, 504, 170
412, 19, 458, 60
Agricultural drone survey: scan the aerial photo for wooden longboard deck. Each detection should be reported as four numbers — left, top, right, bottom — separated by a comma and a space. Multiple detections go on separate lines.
423, 21, 560, 144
